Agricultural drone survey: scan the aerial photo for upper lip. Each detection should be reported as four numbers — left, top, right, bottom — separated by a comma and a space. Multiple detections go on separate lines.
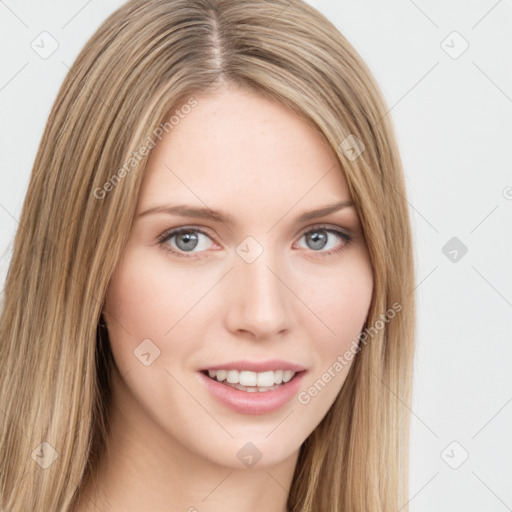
201, 359, 307, 373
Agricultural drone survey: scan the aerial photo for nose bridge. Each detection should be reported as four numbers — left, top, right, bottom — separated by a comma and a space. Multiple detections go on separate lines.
225, 240, 292, 336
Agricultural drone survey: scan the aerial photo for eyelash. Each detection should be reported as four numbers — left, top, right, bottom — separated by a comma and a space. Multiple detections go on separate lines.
156, 224, 353, 260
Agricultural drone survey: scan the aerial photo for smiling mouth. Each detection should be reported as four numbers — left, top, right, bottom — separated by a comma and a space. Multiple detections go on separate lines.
200, 369, 304, 393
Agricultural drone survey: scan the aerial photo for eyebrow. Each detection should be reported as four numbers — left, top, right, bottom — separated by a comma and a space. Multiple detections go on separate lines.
137, 200, 354, 225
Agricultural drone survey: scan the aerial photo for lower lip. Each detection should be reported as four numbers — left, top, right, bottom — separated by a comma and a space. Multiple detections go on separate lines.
198, 371, 306, 415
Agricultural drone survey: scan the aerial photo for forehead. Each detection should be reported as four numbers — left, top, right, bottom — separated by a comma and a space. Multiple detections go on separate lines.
137, 87, 351, 219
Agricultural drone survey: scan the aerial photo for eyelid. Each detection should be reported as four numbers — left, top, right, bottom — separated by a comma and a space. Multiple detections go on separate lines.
297, 222, 352, 239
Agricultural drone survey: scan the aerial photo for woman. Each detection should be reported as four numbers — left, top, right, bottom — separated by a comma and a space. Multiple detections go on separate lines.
0, 0, 415, 510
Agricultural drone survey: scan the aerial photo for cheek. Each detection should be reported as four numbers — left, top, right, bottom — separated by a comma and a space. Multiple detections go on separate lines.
309, 254, 373, 352
102, 250, 178, 374
104, 248, 200, 338
330, 274, 372, 340
295, 257, 373, 418
103, 247, 224, 382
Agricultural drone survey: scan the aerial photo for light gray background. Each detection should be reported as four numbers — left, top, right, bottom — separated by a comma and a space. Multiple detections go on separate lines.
1, 1, 511, 510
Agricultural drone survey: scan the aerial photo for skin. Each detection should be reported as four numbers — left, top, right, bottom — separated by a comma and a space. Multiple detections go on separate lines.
77, 83, 373, 512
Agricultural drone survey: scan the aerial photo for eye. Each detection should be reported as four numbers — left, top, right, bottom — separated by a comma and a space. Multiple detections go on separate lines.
157, 224, 353, 259
295, 224, 353, 256
157, 227, 216, 258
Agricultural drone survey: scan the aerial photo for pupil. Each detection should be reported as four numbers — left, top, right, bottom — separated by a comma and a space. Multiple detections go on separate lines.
176, 232, 198, 251
307, 231, 327, 250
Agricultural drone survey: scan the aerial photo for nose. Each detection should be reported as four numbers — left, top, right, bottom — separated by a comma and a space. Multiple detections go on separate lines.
223, 249, 293, 339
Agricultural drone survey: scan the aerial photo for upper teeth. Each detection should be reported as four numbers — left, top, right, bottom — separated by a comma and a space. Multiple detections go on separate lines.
207, 369, 296, 387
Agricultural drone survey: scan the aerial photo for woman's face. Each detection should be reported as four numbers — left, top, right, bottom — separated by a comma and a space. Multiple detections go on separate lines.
103, 85, 373, 470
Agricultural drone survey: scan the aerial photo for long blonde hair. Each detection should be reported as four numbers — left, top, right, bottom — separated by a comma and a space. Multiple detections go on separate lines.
0, 1, 415, 510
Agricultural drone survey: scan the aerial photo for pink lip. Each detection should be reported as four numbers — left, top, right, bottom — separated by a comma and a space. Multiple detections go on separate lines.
198, 370, 306, 415
201, 359, 306, 372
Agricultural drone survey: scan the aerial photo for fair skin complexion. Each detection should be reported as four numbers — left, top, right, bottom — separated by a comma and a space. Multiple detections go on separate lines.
77, 84, 373, 512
